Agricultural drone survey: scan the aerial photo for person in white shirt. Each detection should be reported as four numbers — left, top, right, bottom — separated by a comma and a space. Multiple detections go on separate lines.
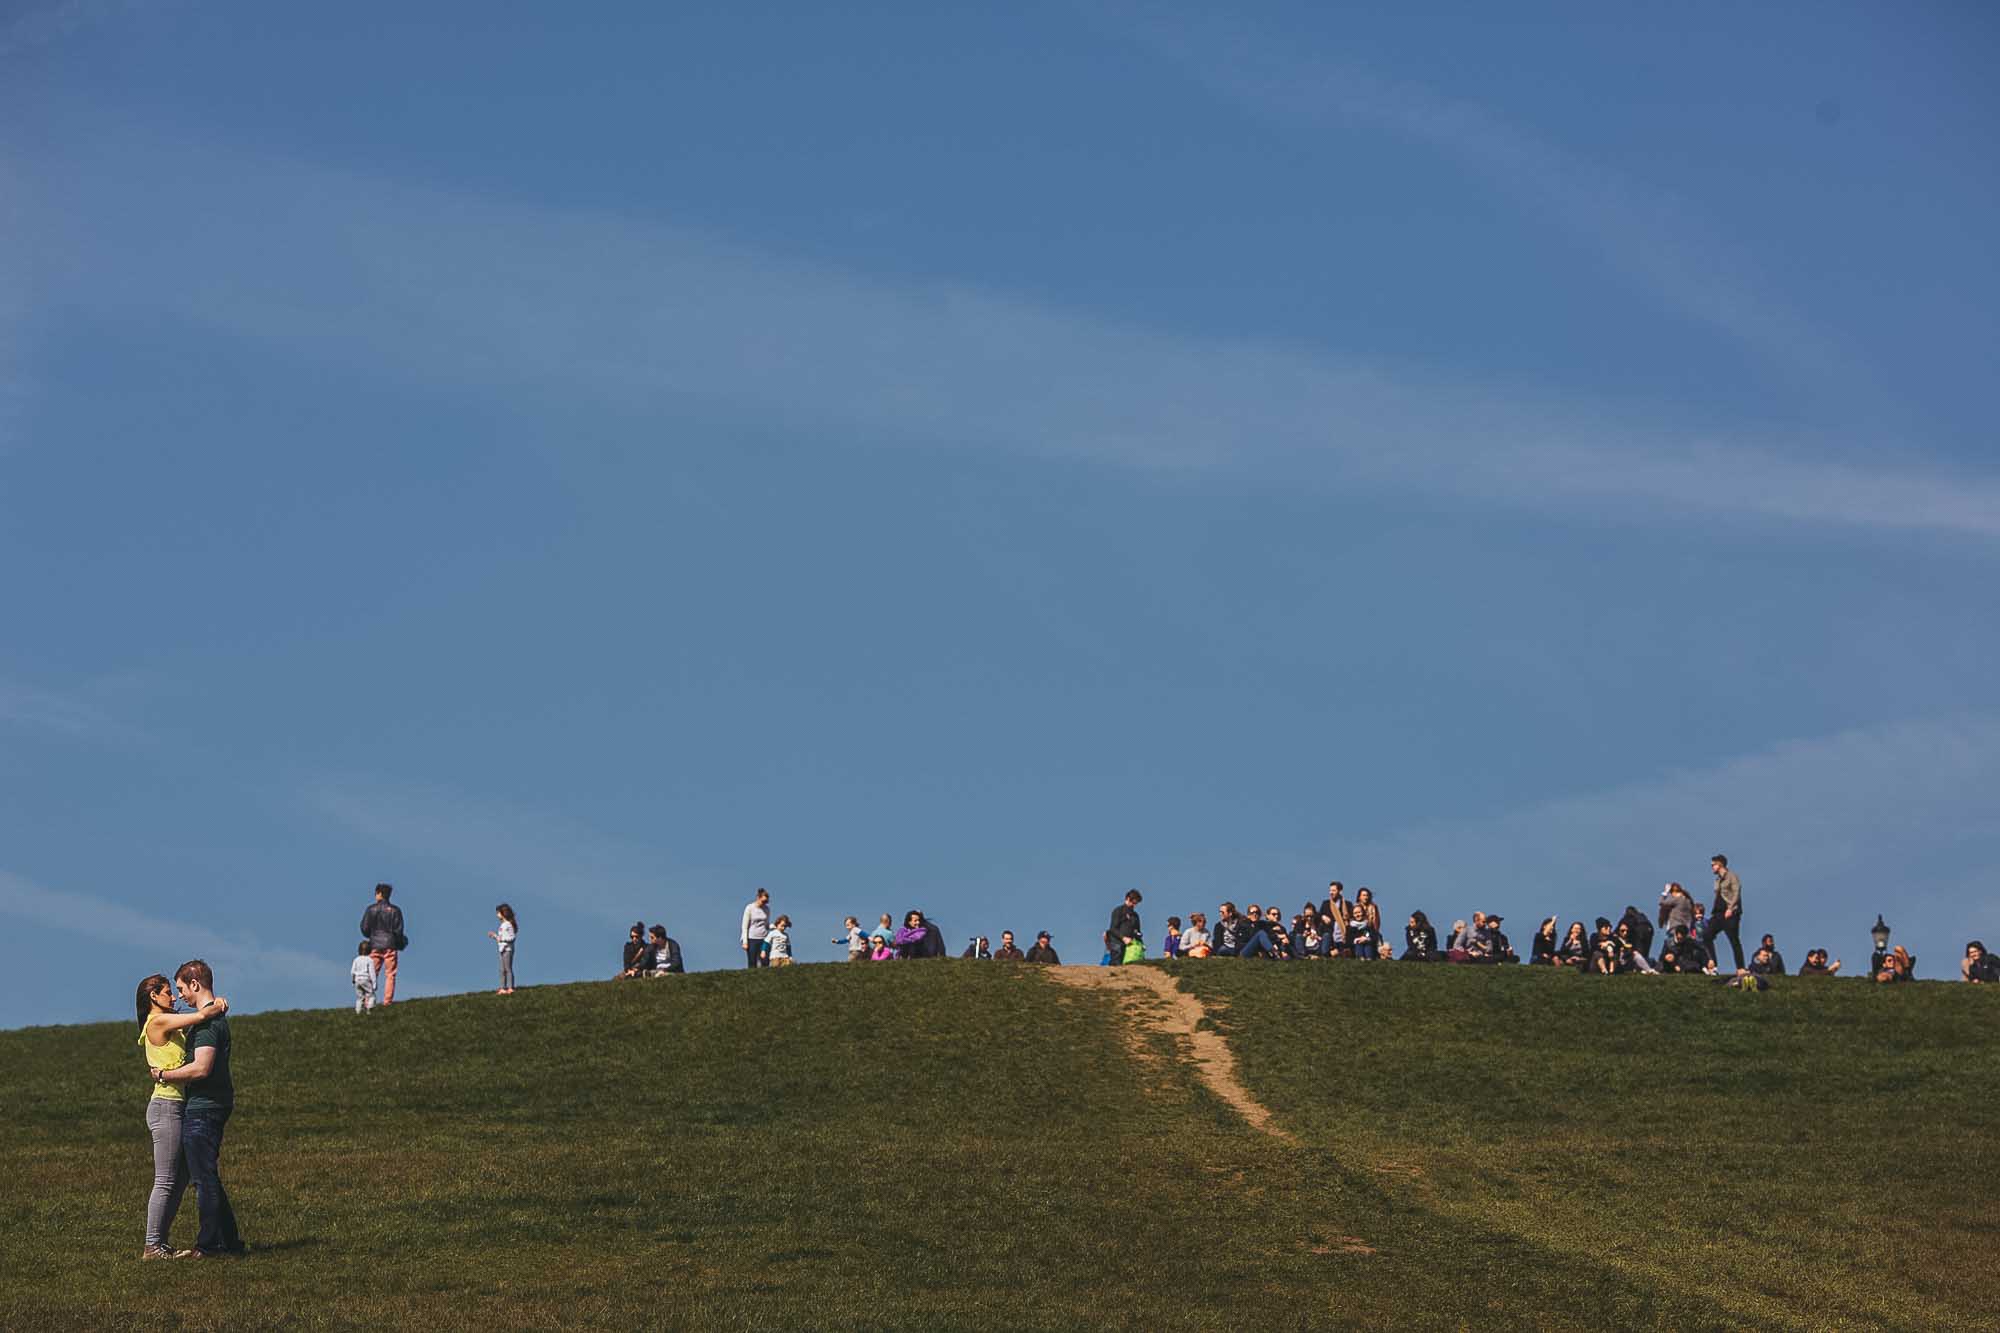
834, 916, 868, 962
741, 888, 772, 969
487, 903, 518, 995
767, 915, 793, 967
349, 943, 376, 1013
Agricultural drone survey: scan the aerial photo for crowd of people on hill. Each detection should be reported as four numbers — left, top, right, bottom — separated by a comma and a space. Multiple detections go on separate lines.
1077, 856, 1976, 989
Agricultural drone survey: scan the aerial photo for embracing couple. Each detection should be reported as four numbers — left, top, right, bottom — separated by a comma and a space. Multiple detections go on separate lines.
136, 959, 246, 1260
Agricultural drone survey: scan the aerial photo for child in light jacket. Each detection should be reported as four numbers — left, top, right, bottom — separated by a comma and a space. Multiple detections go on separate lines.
350, 942, 376, 1013
767, 915, 793, 967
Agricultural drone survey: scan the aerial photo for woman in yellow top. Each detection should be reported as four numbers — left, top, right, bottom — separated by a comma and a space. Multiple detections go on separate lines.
136, 973, 227, 1260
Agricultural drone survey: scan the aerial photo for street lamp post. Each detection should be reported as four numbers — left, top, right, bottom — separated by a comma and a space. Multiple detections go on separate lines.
1870, 914, 1891, 977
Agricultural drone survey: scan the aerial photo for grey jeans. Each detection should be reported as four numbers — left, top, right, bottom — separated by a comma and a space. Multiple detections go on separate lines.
145, 1097, 188, 1249
498, 945, 514, 990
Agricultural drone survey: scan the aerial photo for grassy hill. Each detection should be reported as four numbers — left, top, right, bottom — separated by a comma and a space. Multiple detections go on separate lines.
6, 962, 1995, 1330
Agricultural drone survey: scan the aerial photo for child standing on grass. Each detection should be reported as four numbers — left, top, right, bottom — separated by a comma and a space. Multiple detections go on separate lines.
767, 915, 793, 967
488, 903, 518, 994
350, 942, 376, 1013
834, 916, 868, 962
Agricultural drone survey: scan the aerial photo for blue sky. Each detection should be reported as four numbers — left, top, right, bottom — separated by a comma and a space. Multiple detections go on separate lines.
4, 1, 1996, 1025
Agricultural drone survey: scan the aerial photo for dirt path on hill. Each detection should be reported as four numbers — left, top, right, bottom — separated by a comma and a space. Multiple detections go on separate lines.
1045, 964, 1296, 1145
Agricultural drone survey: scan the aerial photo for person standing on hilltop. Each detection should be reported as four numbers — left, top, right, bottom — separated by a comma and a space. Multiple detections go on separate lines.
1703, 855, 1745, 972
1104, 889, 1143, 966
360, 882, 406, 1005
150, 960, 246, 1259
740, 888, 771, 969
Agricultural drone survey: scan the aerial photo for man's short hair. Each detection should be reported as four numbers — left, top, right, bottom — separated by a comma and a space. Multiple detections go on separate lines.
375, 882, 394, 899
1125, 889, 1143, 903
175, 959, 214, 989
1711, 854, 1728, 867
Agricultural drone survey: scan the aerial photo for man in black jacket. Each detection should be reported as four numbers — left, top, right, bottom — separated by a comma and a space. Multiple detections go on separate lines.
1659, 924, 1711, 974
360, 882, 406, 1005
1104, 889, 1143, 965
1024, 931, 1060, 964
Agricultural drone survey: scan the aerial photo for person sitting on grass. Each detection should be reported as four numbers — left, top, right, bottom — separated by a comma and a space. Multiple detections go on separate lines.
1024, 931, 1060, 964
1659, 924, 1710, 975
869, 934, 894, 962
1757, 934, 1787, 976
1181, 913, 1212, 959
1615, 921, 1658, 974
1445, 914, 1479, 962
1798, 948, 1841, 976
993, 930, 1024, 961
1297, 918, 1327, 958
1618, 904, 1655, 962
1964, 941, 1998, 984
1529, 917, 1559, 965
1401, 911, 1439, 962
1743, 943, 1780, 979
1349, 888, 1383, 959
1876, 946, 1917, 984
1162, 917, 1183, 959
1555, 921, 1589, 968
648, 926, 684, 976
617, 923, 651, 979
893, 911, 929, 960
962, 936, 992, 960
1479, 914, 1518, 964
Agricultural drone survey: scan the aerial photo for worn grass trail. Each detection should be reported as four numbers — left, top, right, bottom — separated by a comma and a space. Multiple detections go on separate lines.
5, 961, 1993, 1329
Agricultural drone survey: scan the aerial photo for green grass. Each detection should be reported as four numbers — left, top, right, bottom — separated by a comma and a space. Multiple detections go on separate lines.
5, 962, 1994, 1330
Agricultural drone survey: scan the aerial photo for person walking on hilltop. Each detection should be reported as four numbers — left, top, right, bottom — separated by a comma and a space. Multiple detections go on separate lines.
360, 882, 406, 1005
1702, 855, 1745, 972
1104, 889, 1143, 966
740, 887, 772, 969
150, 960, 246, 1259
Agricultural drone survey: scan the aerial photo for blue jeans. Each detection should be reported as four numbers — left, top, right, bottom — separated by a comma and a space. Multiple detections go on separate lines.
182, 1110, 242, 1253
1236, 930, 1275, 958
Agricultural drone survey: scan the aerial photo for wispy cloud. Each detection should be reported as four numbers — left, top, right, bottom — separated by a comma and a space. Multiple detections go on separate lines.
309, 779, 692, 929
0, 677, 112, 735
0, 867, 343, 988
27, 129, 2000, 539
1102, 6, 1878, 412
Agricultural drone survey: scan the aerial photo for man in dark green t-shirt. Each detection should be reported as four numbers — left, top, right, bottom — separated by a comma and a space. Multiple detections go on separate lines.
155, 959, 245, 1257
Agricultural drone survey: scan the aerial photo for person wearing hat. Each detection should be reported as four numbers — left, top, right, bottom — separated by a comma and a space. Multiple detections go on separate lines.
1025, 931, 1061, 964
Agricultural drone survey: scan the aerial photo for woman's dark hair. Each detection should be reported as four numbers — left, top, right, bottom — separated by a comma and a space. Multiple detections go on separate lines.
905, 910, 922, 926
1538, 916, 1558, 938
630, 921, 644, 938
1411, 910, 1431, 930
136, 973, 171, 1024
496, 903, 516, 927
1167, 916, 1182, 929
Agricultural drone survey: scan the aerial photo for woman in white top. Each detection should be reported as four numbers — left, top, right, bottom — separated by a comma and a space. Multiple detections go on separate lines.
740, 888, 771, 969
488, 903, 518, 994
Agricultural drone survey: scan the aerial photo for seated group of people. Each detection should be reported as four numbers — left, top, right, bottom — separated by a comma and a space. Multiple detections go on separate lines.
615, 922, 685, 978
850, 912, 1062, 964
1152, 888, 1408, 962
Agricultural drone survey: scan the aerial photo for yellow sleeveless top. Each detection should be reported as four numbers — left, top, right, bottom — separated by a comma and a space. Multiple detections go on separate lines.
139, 1023, 189, 1101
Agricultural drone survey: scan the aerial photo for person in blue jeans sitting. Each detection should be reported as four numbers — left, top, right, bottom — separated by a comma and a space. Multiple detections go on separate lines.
151, 959, 245, 1259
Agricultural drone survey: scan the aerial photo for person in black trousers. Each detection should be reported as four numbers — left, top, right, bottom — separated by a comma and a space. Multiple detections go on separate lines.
1104, 889, 1143, 965
1702, 854, 1746, 971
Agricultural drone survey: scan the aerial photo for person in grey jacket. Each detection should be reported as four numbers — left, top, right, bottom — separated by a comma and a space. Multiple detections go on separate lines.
1702, 855, 1745, 971
1658, 882, 1695, 937
360, 883, 406, 1005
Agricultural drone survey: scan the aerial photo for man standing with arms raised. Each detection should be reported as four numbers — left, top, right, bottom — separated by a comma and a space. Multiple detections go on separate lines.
361, 882, 405, 1005
152, 959, 245, 1259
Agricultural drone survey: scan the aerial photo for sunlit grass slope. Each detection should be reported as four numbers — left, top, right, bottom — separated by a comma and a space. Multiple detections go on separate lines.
6, 962, 1993, 1330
